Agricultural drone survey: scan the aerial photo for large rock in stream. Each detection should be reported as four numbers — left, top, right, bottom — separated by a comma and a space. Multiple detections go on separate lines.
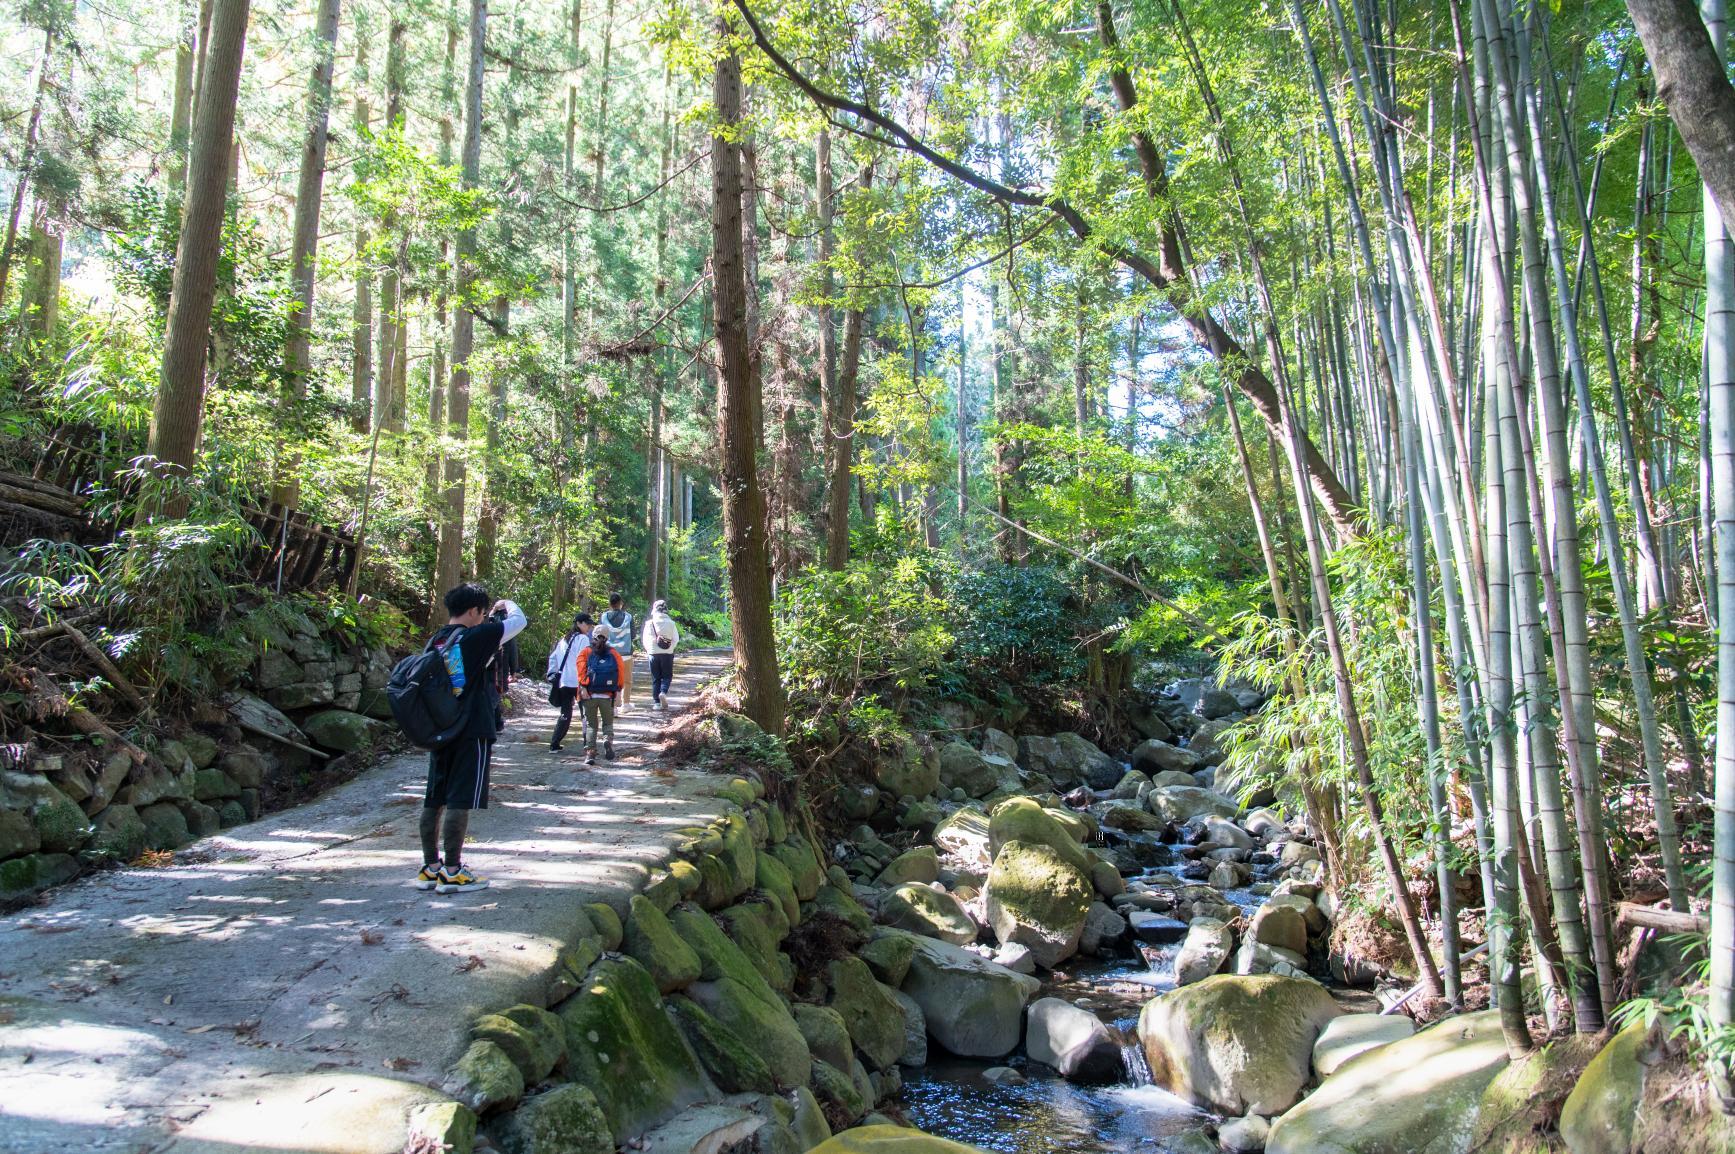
900, 935, 1041, 1057
983, 839, 1093, 969
1015, 734, 1121, 789
1265, 1010, 1509, 1154
809, 1124, 992, 1153
1138, 973, 1342, 1115
1025, 997, 1123, 1084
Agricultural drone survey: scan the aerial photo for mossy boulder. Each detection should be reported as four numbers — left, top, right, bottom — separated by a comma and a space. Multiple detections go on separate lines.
302, 709, 386, 753
716, 897, 795, 993
27, 783, 90, 853
937, 742, 999, 798
1139, 974, 1343, 1116
806, 883, 873, 936
625, 894, 702, 994
715, 812, 758, 901
1264, 1010, 1509, 1154
584, 902, 623, 951
0, 852, 78, 896
494, 1084, 614, 1154
1471, 1032, 1602, 1154
473, 1005, 565, 1085
986, 798, 1091, 874
875, 846, 940, 888
878, 883, 977, 946
138, 801, 191, 852
1147, 786, 1239, 824
754, 849, 801, 925
875, 737, 941, 800
770, 837, 825, 901
795, 1003, 854, 1071
669, 905, 811, 1089
444, 1039, 525, 1114
810, 1058, 868, 1124
86, 804, 146, 862
685, 974, 811, 1090
180, 800, 222, 839
826, 955, 908, 1070
1558, 1021, 1649, 1154
407, 1101, 478, 1154
901, 935, 1041, 1058
983, 840, 1093, 969
1311, 1013, 1416, 1079
667, 994, 777, 1095
555, 957, 710, 1140
808, 1124, 990, 1153
860, 932, 917, 987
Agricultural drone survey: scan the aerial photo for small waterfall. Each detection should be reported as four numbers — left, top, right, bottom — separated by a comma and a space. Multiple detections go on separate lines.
1119, 1041, 1153, 1087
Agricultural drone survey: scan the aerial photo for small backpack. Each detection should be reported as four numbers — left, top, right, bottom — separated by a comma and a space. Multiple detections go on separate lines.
387, 627, 472, 750
585, 644, 620, 695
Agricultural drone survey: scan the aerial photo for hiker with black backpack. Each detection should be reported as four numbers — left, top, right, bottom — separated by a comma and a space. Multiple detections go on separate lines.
544, 612, 592, 753
575, 623, 627, 765
389, 582, 526, 894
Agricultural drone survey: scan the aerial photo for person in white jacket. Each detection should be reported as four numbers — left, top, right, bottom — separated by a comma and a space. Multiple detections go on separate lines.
545, 612, 592, 752
641, 600, 680, 709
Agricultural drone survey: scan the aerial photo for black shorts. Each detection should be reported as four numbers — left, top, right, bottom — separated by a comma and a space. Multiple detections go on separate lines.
425, 737, 494, 810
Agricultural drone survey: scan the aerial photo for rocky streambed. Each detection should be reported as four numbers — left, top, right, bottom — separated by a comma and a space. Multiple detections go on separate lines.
421, 677, 1708, 1154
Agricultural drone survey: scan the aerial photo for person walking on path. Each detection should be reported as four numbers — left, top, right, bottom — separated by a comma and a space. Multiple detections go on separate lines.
601, 593, 637, 712
576, 623, 627, 765
545, 612, 592, 752
641, 599, 680, 709
417, 583, 526, 894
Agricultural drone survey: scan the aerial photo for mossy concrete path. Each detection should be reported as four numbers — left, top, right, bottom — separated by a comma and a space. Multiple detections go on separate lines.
0, 650, 736, 1154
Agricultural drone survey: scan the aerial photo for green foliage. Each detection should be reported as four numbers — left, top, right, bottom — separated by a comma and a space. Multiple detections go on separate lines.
776, 556, 953, 697
942, 562, 1081, 685
1615, 955, 1735, 1068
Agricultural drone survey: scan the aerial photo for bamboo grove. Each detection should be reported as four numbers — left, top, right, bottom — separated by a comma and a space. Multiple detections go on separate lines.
2, 0, 1734, 1074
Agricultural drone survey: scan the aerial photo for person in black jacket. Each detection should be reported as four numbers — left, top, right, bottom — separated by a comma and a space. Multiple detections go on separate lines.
416, 583, 526, 894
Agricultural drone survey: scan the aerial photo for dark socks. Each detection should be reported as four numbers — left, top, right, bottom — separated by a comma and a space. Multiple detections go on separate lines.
442, 808, 470, 870
419, 806, 440, 866
421, 806, 472, 872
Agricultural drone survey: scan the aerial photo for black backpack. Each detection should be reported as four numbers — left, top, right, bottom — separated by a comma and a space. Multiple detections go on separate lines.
387, 627, 471, 750
585, 643, 620, 695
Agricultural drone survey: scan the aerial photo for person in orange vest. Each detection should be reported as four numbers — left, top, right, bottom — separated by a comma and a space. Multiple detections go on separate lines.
575, 623, 628, 765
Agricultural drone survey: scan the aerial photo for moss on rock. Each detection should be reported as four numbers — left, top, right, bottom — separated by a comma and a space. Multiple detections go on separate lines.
474, 1005, 564, 1085
770, 837, 825, 901
986, 798, 1091, 874
667, 994, 777, 1095
860, 932, 917, 987
805, 883, 873, 937
494, 1084, 614, 1154
983, 840, 1093, 969
625, 894, 702, 994
794, 1004, 854, 1071
754, 849, 801, 925
555, 956, 709, 1140
826, 956, 907, 1071
584, 902, 623, 951
444, 1039, 525, 1114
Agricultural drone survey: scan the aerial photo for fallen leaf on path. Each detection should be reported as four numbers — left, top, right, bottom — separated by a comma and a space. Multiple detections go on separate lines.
383, 1057, 418, 1071
359, 929, 384, 945
455, 955, 486, 973
186, 1024, 217, 1034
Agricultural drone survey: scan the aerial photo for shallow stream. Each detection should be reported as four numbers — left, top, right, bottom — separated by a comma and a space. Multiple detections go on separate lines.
901, 856, 1284, 1150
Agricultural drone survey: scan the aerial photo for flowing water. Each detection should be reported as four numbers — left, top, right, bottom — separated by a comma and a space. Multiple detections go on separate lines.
901, 1057, 1209, 1153
902, 844, 1289, 1150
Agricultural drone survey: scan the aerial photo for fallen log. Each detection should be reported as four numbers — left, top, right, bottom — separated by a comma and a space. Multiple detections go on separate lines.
16, 621, 148, 712
1615, 901, 1709, 936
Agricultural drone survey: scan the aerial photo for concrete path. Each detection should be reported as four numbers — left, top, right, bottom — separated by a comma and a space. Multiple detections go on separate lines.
0, 650, 736, 1154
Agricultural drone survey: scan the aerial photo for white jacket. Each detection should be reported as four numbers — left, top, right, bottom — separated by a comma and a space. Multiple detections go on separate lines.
641, 611, 680, 655
545, 629, 590, 688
